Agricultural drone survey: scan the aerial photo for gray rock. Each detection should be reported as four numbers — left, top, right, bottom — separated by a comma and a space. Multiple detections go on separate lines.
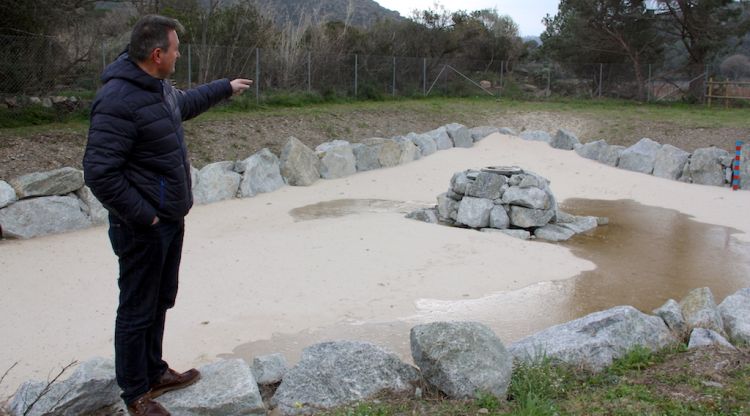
508, 206, 554, 228
237, 149, 285, 197
469, 126, 499, 142
315, 141, 357, 180
575, 140, 609, 161
550, 129, 580, 150
410, 322, 513, 399
444, 123, 473, 148
280, 137, 320, 186
466, 172, 507, 200
534, 224, 575, 242
425, 127, 453, 150
653, 144, 690, 180
0, 180, 18, 208
502, 186, 550, 210
717, 288, 750, 345
679, 287, 725, 335
9, 357, 119, 416
351, 143, 381, 172
362, 138, 401, 168
489, 206, 510, 229
0, 195, 92, 239
456, 197, 494, 228
498, 127, 518, 136
653, 299, 687, 338
450, 170, 476, 195
602, 145, 626, 166
558, 216, 598, 234
687, 328, 736, 350
679, 161, 693, 183
618, 138, 662, 174
393, 136, 420, 163
437, 193, 459, 221
271, 341, 419, 415
157, 359, 265, 415
510, 306, 677, 372
75, 186, 108, 225
406, 208, 439, 224
252, 353, 288, 385
690, 147, 730, 186
10, 167, 84, 199
509, 172, 548, 189
190, 166, 199, 190
519, 130, 552, 143
408, 133, 437, 157
446, 189, 463, 201
741, 144, 750, 190
193, 161, 241, 205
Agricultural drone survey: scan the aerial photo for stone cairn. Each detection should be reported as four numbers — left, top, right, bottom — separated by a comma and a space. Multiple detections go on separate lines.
408, 166, 603, 242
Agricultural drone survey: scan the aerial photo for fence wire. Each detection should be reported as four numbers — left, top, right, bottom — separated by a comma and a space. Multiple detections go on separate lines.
1, 35, 741, 104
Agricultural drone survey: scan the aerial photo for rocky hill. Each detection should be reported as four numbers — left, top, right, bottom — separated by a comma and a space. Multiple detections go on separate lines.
253, 0, 403, 27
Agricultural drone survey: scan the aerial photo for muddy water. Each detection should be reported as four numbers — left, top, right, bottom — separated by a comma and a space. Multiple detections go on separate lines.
225, 198, 750, 364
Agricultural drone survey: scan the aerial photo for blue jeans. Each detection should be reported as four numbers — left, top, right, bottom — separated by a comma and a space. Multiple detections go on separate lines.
108, 214, 184, 405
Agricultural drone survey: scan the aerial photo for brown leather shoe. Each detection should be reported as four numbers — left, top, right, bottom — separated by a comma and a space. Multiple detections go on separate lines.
149, 368, 201, 398
127, 395, 170, 416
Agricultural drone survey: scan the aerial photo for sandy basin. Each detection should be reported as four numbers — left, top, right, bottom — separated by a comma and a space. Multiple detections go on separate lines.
1, 133, 749, 397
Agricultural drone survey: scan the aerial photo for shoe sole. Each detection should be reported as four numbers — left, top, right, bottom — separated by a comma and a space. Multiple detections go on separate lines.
149, 373, 202, 399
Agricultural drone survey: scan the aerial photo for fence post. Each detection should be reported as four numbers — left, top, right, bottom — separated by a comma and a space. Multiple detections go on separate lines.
647, 64, 651, 103
423, 58, 426, 96
307, 51, 311, 93
255, 48, 260, 104
354, 54, 358, 98
187, 44, 192, 89
703, 64, 710, 104
598, 63, 603, 98
392, 56, 396, 96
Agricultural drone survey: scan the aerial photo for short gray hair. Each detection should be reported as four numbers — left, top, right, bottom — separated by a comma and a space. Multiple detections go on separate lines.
129, 15, 184, 62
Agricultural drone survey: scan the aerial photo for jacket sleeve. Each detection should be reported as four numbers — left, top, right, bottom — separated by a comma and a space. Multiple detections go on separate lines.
83, 98, 157, 226
177, 78, 233, 121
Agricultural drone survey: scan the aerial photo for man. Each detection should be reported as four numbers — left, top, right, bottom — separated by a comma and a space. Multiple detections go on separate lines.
83, 15, 252, 415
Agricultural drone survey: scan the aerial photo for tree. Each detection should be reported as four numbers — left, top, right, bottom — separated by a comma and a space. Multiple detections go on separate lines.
654, 0, 750, 100
542, 0, 663, 100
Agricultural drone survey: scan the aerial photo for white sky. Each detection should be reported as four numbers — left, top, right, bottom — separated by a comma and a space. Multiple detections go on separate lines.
375, 0, 561, 37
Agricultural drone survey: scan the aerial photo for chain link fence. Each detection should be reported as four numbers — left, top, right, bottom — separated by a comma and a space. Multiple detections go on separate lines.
0, 34, 739, 105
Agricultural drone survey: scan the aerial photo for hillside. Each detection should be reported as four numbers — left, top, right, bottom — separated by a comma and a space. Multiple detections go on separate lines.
254, 0, 403, 27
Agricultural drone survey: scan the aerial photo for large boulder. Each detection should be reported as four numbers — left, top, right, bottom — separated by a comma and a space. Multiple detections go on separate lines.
501, 186, 550, 210
602, 145, 626, 167
687, 328, 736, 350
679, 287, 725, 335
469, 126, 499, 142
8, 358, 119, 416
653, 299, 688, 339
550, 129, 580, 150
508, 206, 555, 228
410, 322, 513, 399
510, 306, 676, 372
717, 288, 750, 345
362, 138, 401, 168
444, 123, 473, 148
534, 224, 575, 242
0, 180, 17, 208
351, 143, 381, 172
0, 195, 92, 239
393, 136, 420, 163
315, 141, 357, 180
193, 161, 241, 205
436, 193, 459, 221
252, 353, 288, 385
557, 215, 598, 234
280, 137, 320, 186
271, 341, 419, 415
425, 127, 454, 150
653, 144, 691, 180
75, 186, 108, 225
498, 127, 518, 136
236, 148, 285, 197
489, 206, 510, 229
156, 359, 265, 415
10, 167, 84, 199
740, 144, 750, 190
689, 147, 730, 186
456, 197, 494, 228
618, 138, 662, 174
406, 208, 439, 224
575, 140, 609, 162
408, 133, 437, 157
465, 171, 507, 200
520, 130, 552, 143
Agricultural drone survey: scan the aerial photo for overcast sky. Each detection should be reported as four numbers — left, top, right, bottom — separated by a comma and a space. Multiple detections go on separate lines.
375, 0, 561, 37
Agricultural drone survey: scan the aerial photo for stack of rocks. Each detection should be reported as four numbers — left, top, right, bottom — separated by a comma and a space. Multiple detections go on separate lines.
408, 167, 602, 241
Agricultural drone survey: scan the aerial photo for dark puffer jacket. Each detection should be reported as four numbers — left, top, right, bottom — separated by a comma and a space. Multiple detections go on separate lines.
84, 52, 232, 225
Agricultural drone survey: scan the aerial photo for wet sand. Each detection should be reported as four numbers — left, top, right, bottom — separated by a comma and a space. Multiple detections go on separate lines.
1, 134, 749, 397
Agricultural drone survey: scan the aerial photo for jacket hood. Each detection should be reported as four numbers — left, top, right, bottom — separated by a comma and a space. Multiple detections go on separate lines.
101, 50, 162, 92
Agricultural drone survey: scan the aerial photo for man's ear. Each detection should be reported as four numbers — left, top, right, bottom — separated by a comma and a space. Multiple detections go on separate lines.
151, 47, 163, 64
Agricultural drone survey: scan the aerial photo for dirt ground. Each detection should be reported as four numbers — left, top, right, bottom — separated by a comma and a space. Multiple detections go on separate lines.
0, 106, 746, 181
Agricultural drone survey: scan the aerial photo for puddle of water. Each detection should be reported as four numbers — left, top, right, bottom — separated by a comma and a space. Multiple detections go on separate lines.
288, 199, 429, 221
227, 199, 750, 365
